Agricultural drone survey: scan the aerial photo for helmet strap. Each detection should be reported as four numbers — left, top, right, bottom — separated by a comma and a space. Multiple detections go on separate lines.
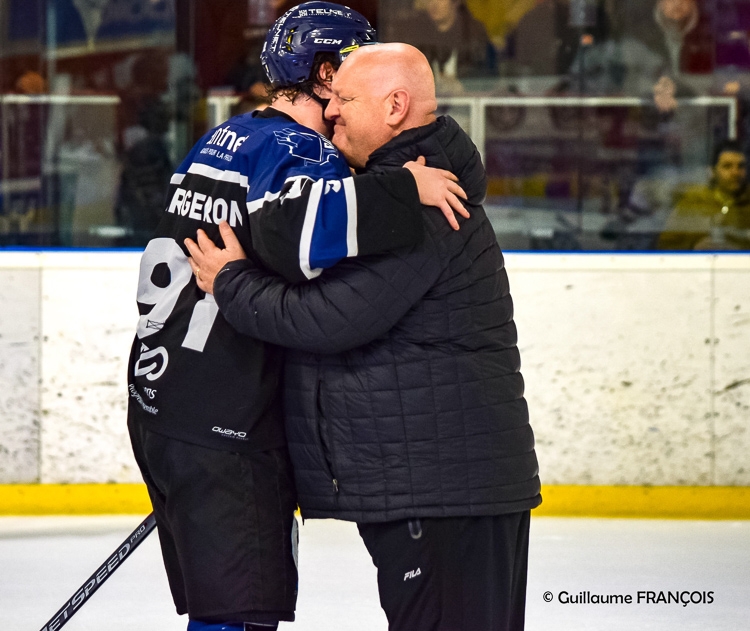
305, 89, 330, 123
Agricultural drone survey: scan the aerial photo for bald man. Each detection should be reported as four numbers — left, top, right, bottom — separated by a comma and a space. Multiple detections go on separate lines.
190, 44, 541, 631
326, 44, 439, 169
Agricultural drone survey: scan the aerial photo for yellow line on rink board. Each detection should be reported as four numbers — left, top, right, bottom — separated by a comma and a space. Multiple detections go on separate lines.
534, 485, 750, 520
0, 484, 152, 515
0, 484, 748, 518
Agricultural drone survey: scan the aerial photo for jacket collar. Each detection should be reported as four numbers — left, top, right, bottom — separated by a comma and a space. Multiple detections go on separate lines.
363, 117, 448, 171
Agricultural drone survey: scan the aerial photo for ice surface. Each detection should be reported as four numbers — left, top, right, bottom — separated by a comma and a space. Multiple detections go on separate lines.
1, 516, 747, 631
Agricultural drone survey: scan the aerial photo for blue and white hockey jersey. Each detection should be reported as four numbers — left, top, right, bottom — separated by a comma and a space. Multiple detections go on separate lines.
127, 108, 423, 453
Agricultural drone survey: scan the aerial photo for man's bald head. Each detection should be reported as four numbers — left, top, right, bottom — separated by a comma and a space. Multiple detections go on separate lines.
325, 43, 438, 168
341, 43, 438, 126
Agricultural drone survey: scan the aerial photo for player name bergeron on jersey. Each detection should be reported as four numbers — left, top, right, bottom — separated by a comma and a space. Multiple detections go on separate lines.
166, 188, 245, 227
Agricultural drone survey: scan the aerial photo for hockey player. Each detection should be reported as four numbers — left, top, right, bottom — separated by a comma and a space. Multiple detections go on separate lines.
126, 4, 468, 631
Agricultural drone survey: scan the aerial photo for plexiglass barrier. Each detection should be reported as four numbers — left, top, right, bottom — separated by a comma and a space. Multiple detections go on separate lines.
0, 95, 123, 247
209, 94, 739, 252
0, 92, 738, 250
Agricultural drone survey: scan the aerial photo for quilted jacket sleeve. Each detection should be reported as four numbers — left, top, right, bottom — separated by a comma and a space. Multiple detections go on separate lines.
246, 163, 424, 283
213, 231, 444, 354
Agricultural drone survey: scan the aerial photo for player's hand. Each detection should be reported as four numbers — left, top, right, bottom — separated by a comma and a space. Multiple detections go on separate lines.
404, 156, 469, 230
185, 221, 247, 295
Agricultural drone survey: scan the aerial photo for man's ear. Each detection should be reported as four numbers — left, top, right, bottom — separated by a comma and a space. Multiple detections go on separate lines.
385, 89, 410, 127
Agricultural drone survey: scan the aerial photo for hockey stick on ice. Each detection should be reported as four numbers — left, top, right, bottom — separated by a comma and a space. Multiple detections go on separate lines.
38, 512, 157, 631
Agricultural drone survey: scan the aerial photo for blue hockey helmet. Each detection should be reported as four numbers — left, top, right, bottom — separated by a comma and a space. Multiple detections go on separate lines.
261, 2, 377, 88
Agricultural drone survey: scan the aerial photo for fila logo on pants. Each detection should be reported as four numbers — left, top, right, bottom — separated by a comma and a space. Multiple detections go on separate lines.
404, 568, 422, 581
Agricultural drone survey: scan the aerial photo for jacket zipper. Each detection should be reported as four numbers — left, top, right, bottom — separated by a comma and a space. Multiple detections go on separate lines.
316, 378, 339, 494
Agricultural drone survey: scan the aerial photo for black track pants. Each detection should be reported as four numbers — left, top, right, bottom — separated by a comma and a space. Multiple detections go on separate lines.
358, 511, 530, 631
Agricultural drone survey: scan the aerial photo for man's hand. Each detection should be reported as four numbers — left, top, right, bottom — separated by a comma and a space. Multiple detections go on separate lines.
404, 156, 469, 230
184, 221, 247, 295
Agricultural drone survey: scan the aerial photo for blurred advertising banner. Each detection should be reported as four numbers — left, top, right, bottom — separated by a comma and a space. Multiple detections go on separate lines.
5, 0, 175, 51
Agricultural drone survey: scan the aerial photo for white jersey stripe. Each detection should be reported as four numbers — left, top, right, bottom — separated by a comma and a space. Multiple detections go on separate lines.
170, 173, 185, 185
299, 179, 325, 280
246, 175, 311, 214
246, 190, 282, 215
186, 162, 250, 190
343, 177, 358, 257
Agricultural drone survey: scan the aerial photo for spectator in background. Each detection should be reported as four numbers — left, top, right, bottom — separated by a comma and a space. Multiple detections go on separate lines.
464, 0, 539, 52
226, 27, 270, 102
658, 140, 750, 250
613, 0, 714, 111
507, 0, 611, 79
15, 70, 47, 94
115, 97, 173, 246
400, 0, 495, 94
226, 26, 272, 115
599, 154, 708, 250
644, 0, 714, 111
552, 0, 714, 113
644, 0, 714, 75
0, 70, 47, 244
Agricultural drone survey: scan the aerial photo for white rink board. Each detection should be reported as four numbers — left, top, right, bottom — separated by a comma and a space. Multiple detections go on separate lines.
0, 252, 142, 484
0, 267, 41, 483
0, 251, 748, 485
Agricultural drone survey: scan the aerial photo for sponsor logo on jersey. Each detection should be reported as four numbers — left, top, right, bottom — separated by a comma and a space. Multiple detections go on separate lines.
128, 384, 158, 415
212, 426, 249, 440
205, 126, 249, 153
166, 188, 244, 227
404, 568, 422, 581
274, 128, 338, 165
134, 344, 168, 382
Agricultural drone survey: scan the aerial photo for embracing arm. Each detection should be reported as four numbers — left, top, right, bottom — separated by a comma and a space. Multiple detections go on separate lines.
212, 235, 443, 354
247, 167, 423, 282
247, 157, 466, 283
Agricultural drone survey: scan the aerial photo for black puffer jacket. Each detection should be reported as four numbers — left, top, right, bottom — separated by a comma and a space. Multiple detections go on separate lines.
214, 116, 541, 523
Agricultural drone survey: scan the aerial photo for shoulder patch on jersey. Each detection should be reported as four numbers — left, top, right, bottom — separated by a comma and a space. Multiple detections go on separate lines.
273, 128, 338, 165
